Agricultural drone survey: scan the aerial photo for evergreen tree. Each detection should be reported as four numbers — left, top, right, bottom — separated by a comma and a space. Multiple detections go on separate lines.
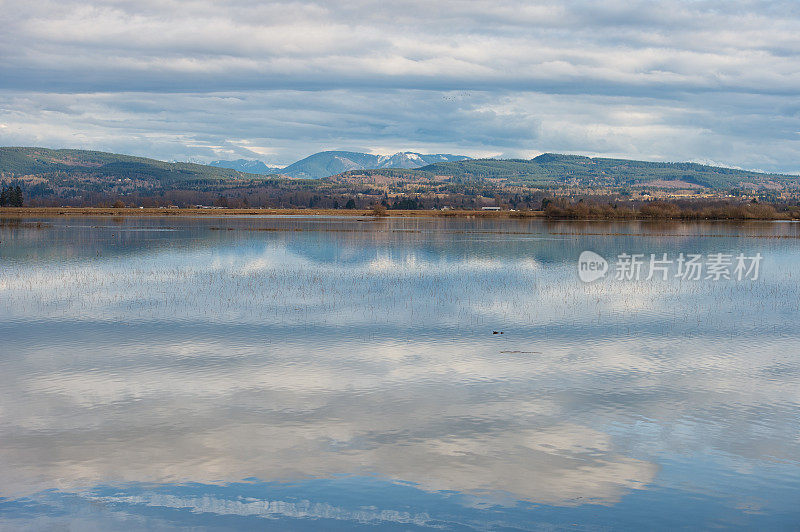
0, 186, 6, 207
13, 185, 23, 207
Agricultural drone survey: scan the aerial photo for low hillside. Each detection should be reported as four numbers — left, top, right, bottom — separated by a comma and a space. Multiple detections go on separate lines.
0, 147, 286, 201
419, 153, 800, 190
0, 147, 275, 184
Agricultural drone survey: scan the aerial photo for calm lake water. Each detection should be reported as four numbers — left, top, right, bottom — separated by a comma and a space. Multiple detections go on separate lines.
1, 216, 799, 530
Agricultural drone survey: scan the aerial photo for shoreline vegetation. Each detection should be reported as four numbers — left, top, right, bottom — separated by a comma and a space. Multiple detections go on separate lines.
539, 200, 800, 221
1, 201, 800, 221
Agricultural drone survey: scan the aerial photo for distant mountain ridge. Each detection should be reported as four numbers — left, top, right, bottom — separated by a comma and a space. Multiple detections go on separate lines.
0, 147, 275, 182
211, 151, 471, 179
2, 147, 799, 207
0, 147, 282, 201
209, 159, 283, 175
206, 150, 800, 189
412, 153, 800, 190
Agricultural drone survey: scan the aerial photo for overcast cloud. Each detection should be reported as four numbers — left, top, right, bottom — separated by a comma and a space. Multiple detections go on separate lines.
2, 0, 800, 170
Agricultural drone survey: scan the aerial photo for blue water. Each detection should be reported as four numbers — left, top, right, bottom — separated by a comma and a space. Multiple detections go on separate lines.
0, 216, 798, 530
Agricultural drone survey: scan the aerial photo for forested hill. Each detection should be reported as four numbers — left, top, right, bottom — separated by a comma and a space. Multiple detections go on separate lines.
0, 147, 284, 185
417, 153, 800, 190
0, 147, 277, 184
0, 148, 285, 206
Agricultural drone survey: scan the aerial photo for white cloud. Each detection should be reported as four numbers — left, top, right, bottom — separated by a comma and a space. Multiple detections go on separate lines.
2, 1, 800, 169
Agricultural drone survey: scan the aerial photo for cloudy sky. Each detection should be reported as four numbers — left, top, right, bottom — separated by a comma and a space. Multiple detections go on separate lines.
2, 0, 800, 170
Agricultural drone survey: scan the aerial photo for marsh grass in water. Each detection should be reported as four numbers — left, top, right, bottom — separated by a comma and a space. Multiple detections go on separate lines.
0, 216, 798, 530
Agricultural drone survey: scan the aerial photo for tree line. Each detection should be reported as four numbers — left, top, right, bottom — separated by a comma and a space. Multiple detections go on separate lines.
540, 198, 800, 220
0, 185, 23, 207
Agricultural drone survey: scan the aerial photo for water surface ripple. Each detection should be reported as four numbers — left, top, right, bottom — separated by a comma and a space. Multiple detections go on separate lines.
0, 216, 798, 530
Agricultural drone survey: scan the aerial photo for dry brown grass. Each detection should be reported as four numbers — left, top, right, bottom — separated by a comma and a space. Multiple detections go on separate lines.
0, 206, 546, 219
7, 204, 795, 220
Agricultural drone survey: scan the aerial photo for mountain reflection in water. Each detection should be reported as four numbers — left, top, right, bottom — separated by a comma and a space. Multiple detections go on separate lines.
1, 216, 798, 530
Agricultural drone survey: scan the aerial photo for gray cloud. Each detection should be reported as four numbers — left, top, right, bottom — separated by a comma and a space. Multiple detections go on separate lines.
2, 1, 800, 169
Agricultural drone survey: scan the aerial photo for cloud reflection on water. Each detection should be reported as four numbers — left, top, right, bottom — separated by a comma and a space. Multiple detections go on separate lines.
0, 217, 799, 527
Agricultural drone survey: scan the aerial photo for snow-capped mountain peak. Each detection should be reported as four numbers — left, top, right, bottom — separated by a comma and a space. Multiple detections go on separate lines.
212, 151, 471, 179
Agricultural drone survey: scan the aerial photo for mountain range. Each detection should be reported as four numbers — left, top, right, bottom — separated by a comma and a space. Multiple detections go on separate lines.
208, 159, 283, 175
210, 151, 471, 178
1, 147, 798, 207
409, 153, 799, 190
